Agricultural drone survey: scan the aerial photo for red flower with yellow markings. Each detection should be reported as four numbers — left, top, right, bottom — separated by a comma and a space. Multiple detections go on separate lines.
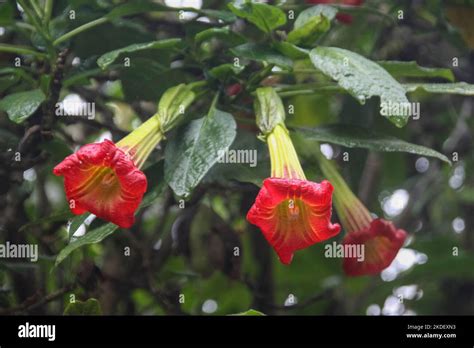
54, 114, 163, 228
54, 84, 196, 228
317, 151, 407, 276
342, 219, 406, 276
247, 176, 340, 265
53, 139, 147, 228
246, 89, 340, 264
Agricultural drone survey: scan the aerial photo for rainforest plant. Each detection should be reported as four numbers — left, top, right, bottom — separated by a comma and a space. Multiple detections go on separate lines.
0, 0, 473, 316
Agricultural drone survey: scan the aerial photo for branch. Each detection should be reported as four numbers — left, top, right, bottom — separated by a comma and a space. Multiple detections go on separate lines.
0, 284, 74, 315
53, 17, 109, 46
0, 43, 46, 58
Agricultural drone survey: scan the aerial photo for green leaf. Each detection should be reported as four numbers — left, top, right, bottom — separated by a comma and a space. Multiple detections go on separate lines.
297, 124, 451, 164
231, 43, 293, 70
309, 46, 410, 127
403, 82, 474, 95
64, 299, 102, 315
230, 309, 265, 316
287, 5, 336, 46
0, 74, 20, 94
165, 107, 237, 197
0, 89, 46, 124
106, 0, 236, 22
199, 9, 237, 23
208, 63, 244, 80
288, 15, 330, 46
97, 39, 182, 69
195, 27, 245, 46
55, 222, 118, 267
0, 67, 36, 86
294, 5, 337, 27
273, 42, 309, 60
378, 61, 455, 81
106, 0, 168, 19
228, 1, 286, 33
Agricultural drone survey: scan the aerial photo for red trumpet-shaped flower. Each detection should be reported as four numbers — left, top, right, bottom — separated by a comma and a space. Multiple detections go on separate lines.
54, 116, 163, 228
247, 120, 340, 265
342, 219, 406, 276
54, 84, 196, 228
317, 152, 407, 276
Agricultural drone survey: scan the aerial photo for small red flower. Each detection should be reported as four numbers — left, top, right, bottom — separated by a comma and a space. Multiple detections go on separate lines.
306, 0, 364, 24
334, 13, 353, 24
225, 83, 243, 97
248, 178, 341, 264
342, 219, 407, 276
54, 139, 147, 228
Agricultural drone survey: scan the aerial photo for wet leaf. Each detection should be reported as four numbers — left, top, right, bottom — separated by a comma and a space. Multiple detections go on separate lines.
165, 107, 237, 197
309, 47, 410, 127
231, 43, 293, 70
0, 89, 45, 124
378, 61, 455, 81
297, 124, 451, 164
97, 39, 182, 69
228, 1, 286, 33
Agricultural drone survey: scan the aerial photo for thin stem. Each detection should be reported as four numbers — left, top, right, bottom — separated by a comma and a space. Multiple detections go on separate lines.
277, 86, 345, 98
14, 21, 36, 31
31, 0, 44, 19
188, 80, 207, 90
247, 63, 275, 90
17, 0, 47, 39
44, 0, 54, 24
0, 43, 47, 58
53, 17, 108, 46
275, 83, 343, 92
252, 83, 345, 98
208, 91, 219, 112
278, 89, 317, 98
272, 69, 324, 75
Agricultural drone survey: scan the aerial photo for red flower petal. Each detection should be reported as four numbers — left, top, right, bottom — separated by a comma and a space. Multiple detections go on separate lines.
335, 13, 353, 24
53, 139, 147, 228
342, 218, 407, 276
247, 178, 341, 265
342, 0, 363, 5
225, 83, 243, 96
